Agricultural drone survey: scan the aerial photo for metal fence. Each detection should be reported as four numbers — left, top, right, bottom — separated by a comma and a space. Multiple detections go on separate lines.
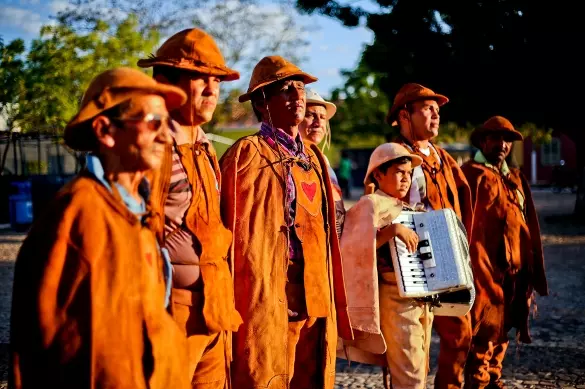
1, 131, 80, 225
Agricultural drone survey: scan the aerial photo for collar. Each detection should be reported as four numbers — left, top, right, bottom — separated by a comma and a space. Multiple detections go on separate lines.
170, 120, 211, 146
260, 122, 305, 156
474, 150, 510, 176
85, 154, 148, 216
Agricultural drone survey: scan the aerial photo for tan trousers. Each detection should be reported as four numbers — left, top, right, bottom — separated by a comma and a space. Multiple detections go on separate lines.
172, 288, 229, 389
379, 272, 434, 389
287, 317, 326, 389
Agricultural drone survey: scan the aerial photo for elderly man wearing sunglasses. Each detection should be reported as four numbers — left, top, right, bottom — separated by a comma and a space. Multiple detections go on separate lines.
137, 28, 242, 389
10, 67, 191, 389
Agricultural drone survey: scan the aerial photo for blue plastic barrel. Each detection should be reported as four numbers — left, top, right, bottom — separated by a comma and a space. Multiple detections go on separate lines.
9, 180, 33, 231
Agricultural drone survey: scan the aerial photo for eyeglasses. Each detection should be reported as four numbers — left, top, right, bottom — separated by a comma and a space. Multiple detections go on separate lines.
111, 113, 172, 133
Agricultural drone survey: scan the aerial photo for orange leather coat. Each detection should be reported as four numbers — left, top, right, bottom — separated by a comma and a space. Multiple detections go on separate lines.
10, 172, 189, 389
148, 141, 242, 334
462, 161, 548, 343
220, 135, 352, 389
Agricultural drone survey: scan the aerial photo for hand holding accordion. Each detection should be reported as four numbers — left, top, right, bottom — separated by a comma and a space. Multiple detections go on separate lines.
388, 208, 476, 316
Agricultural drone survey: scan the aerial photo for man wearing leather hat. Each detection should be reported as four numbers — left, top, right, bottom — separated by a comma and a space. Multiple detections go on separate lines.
391, 82, 474, 389
10, 67, 191, 389
462, 116, 547, 389
138, 28, 242, 388
220, 55, 353, 388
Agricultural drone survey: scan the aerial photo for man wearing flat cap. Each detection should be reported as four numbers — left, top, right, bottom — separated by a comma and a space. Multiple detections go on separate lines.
10, 67, 190, 389
462, 116, 548, 389
219, 55, 353, 388
137, 28, 242, 388
389, 83, 474, 389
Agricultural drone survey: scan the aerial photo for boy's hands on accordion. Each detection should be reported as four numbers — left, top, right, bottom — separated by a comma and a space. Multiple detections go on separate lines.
377, 224, 419, 253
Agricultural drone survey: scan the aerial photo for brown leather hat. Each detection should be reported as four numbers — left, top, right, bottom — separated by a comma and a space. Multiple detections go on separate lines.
470, 115, 524, 148
64, 67, 187, 151
137, 28, 239, 81
238, 56, 317, 102
386, 83, 449, 125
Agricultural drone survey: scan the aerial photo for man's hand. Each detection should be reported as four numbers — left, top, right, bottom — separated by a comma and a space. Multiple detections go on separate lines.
288, 309, 298, 318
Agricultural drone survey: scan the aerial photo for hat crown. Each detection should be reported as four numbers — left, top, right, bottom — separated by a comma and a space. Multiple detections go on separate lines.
238, 55, 316, 102
386, 83, 448, 125
155, 28, 227, 67
364, 142, 423, 185
370, 143, 411, 165
80, 67, 156, 108
394, 83, 443, 105
306, 88, 325, 103
482, 115, 515, 132
247, 55, 299, 93
470, 115, 523, 148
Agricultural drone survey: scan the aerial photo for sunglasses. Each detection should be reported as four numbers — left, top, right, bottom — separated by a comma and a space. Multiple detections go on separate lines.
111, 113, 172, 133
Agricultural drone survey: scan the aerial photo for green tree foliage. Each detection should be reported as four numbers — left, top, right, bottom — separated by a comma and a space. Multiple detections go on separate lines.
328, 69, 389, 146
299, 0, 585, 212
297, 0, 580, 141
0, 38, 26, 132
57, 0, 312, 133
59, 0, 310, 77
12, 15, 159, 133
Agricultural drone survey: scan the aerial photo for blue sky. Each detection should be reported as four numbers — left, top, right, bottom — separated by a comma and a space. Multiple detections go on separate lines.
0, 0, 374, 95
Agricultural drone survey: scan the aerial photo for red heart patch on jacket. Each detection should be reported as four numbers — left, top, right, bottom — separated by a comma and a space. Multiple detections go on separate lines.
301, 181, 317, 202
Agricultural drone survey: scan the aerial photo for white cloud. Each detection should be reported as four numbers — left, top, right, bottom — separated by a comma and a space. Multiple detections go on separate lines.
0, 6, 44, 34
48, 0, 69, 14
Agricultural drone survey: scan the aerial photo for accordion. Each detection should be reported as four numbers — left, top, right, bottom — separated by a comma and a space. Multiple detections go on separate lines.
389, 208, 475, 316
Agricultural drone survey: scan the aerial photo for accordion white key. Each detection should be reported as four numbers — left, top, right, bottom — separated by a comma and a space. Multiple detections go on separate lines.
389, 208, 475, 316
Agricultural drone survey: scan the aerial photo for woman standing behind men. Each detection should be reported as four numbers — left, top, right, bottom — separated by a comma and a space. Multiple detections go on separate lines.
298, 88, 345, 235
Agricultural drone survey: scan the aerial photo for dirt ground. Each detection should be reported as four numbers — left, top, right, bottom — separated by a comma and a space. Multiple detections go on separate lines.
1, 190, 584, 388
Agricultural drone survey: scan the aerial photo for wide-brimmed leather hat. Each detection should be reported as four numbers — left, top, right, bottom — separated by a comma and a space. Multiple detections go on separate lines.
386, 83, 449, 125
64, 67, 187, 151
137, 28, 239, 81
470, 115, 524, 148
364, 142, 423, 186
238, 56, 317, 102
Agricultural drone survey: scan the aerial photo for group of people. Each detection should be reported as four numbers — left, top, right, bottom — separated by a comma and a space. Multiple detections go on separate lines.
8, 27, 548, 389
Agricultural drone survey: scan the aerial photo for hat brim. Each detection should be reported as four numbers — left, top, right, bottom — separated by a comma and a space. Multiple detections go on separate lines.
386, 93, 449, 125
238, 72, 318, 103
470, 127, 524, 149
137, 58, 240, 81
306, 99, 337, 120
64, 83, 187, 152
364, 153, 424, 186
